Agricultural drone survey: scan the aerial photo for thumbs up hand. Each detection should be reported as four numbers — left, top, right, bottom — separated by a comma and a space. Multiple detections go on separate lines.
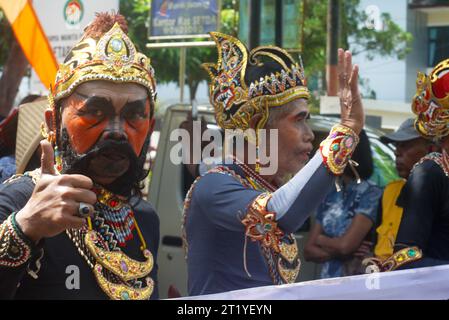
15, 140, 97, 243
40, 138, 56, 175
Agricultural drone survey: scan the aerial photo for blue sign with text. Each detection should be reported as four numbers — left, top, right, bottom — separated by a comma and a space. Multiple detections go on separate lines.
151, 0, 219, 37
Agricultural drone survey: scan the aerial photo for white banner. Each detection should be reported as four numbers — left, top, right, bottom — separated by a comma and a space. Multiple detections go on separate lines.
30, 0, 119, 93
180, 264, 449, 300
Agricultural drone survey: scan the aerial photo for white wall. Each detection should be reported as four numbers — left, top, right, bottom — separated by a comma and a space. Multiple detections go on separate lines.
352, 0, 408, 102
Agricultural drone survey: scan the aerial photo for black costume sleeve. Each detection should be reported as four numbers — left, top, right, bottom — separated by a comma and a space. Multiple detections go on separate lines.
0, 177, 39, 299
147, 209, 160, 300
395, 161, 449, 268
132, 197, 160, 300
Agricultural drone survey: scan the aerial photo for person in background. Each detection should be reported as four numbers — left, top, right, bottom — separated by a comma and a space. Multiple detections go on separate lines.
304, 130, 382, 279
366, 58, 449, 272
0, 95, 42, 183
374, 118, 438, 261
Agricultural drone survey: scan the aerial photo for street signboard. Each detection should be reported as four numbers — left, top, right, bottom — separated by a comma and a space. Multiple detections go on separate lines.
30, 0, 119, 93
150, 0, 219, 38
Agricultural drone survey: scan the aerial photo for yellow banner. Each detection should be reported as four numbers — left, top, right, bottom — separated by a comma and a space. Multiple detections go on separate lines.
0, 0, 57, 89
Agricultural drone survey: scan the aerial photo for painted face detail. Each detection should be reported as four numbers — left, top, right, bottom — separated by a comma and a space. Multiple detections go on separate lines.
61, 81, 151, 156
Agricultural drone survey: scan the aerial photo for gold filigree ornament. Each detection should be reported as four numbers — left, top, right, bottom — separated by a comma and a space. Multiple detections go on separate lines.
85, 231, 153, 281
363, 246, 423, 273
50, 22, 156, 105
242, 193, 301, 284
93, 264, 154, 300
84, 217, 154, 300
412, 59, 449, 139
94, 186, 127, 210
320, 124, 359, 176
203, 32, 310, 132
279, 238, 299, 264
277, 236, 301, 283
278, 258, 300, 284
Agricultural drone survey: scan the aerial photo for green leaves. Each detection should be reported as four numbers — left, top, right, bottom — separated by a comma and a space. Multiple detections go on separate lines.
118, 1, 413, 100
0, 9, 13, 71
300, 0, 412, 97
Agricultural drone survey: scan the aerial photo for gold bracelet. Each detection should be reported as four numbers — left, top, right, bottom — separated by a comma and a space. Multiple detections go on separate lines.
363, 246, 423, 272
0, 214, 32, 267
320, 124, 360, 175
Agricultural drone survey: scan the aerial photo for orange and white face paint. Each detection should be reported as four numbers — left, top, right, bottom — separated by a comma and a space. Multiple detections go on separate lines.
59, 81, 154, 156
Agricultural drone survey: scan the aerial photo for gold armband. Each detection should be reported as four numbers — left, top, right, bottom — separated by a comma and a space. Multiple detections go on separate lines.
320, 124, 359, 176
363, 246, 423, 273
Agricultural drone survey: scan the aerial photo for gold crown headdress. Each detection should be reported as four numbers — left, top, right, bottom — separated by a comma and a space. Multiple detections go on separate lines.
202, 32, 310, 131
412, 59, 449, 139
50, 22, 156, 105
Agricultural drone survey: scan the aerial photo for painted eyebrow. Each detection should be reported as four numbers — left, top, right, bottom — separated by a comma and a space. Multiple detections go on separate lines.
75, 92, 146, 108
122, 98, 147, 110
74, 92, 148, 115
75, 92, 111, 101
294, 111, 310, 119
74, 92, 112, 107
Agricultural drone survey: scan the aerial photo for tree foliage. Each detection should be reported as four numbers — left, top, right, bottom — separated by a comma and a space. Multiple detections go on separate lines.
0, 9, 13, 71
301, 0, 412, 96
121, 0, 412, 101
0, 0, 414, 115
120, 0, 238, 101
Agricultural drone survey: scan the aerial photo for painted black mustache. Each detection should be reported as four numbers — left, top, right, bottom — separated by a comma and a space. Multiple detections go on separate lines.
60, 128, 145, 197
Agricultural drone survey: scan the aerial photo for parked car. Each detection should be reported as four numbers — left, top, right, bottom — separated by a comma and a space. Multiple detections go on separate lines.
147, 104, 397, 299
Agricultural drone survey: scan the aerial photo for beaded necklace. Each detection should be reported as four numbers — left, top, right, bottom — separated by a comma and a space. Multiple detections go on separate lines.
66, 199, 154, 300
415, 150, 449, 177
232, 156, 276, 192
92, 186, 136, 247
15, 169, 154, 299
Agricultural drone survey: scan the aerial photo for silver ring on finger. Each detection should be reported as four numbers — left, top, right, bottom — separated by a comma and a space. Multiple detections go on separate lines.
78, 202, 93, 218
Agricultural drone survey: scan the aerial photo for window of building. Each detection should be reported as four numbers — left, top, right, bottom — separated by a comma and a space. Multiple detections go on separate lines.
428, 26, 449, 67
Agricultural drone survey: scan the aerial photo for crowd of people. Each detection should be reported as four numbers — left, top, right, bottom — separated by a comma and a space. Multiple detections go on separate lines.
0, 12, 448, 300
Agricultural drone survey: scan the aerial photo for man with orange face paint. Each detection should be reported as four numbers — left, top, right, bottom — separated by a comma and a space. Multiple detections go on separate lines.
0, 13, 159, 300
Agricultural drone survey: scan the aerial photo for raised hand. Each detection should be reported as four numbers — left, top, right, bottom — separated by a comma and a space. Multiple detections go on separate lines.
15, 140, 97, 243
338, 48, 365, 134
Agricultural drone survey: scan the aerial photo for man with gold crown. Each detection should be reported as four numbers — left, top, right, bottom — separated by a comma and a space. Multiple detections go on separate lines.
0, 13, 159, 299
364, 59, 449, 272
183, 32, 365, 296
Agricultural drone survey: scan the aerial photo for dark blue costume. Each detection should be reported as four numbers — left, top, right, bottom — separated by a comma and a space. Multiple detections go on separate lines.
184, 31, 361, 296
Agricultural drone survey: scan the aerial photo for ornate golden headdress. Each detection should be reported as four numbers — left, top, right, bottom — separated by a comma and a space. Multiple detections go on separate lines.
203, 32, 310, 131
412, 59, 449, 139
50, 22, 156, 104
